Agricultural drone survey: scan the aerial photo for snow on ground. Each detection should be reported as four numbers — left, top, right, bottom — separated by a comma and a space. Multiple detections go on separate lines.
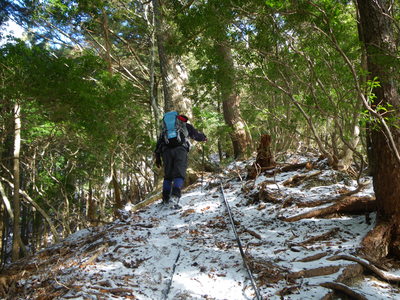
10, 154, 400, 299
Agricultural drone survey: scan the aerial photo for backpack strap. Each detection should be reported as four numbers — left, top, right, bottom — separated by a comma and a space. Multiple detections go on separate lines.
175, 119, 188, 143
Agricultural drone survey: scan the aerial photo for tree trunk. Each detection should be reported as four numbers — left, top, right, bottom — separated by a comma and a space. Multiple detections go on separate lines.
112, 164, 123, 215
356, 0, 400, 258
102, 9, 113, 74
0, 182, 14, 220
247, 134, 275, 179
337, 124, 360, 171
215, 41, 252, 159
87, 181, 96, 223
0, 205, 5, 267
152, 0, 192, 117
12, 103, 22, 261
148, 3, 160, 135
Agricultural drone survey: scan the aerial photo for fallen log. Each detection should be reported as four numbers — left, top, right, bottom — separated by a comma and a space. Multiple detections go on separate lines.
282, 196, 376, 222
130, 192, 161, 212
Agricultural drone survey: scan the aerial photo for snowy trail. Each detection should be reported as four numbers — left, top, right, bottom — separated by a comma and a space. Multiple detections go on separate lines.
11, 156, 400, 299
135, 187, 256, 300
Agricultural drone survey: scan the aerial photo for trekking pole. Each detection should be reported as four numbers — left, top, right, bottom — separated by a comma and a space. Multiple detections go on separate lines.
161, 249, 181, 300
201, 144, 205, 193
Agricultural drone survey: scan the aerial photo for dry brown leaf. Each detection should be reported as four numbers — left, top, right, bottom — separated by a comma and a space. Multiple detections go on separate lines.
181, 209, 196, 217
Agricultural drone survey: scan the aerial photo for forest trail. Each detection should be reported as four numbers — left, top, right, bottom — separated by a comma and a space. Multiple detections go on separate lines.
2, 154, 400, 299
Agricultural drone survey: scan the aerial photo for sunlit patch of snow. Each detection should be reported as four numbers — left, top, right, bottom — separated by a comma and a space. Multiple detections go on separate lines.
356, 276, 400, 300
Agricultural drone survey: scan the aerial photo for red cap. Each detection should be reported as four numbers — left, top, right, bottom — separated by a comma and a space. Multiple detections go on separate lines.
177, 115, 188, 122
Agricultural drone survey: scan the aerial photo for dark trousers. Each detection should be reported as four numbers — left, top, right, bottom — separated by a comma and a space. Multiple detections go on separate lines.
162, 146, 188, 200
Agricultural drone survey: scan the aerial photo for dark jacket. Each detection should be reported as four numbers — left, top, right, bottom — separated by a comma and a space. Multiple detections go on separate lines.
154, 122, 206, 157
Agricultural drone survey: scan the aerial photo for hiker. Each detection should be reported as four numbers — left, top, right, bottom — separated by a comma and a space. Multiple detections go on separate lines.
154, 111, 207, 206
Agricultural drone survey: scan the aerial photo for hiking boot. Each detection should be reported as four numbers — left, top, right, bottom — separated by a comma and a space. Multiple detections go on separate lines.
162, 190, 171, 205
170, 195, 181, 209
172, 203, 182, 209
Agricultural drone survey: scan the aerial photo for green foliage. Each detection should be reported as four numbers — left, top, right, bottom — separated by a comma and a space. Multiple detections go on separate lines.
365, 77, 381, 103
1, 42, 135, 143
265, 0, 288, 9
0, 40, 152, 228
359, 78, 399, 130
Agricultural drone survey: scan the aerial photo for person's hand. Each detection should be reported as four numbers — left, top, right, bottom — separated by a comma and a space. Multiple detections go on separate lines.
156, 156, 162, 168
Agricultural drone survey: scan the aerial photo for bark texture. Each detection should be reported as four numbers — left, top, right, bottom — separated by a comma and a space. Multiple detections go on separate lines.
357, 0, 400, 258
247, 134, 275, 179
152, 0, 192, 117
215, 41, 252, 159
11, 103, 21, 261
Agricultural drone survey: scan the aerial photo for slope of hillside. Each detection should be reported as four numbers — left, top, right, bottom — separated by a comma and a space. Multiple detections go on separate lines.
2, 153, 399, 299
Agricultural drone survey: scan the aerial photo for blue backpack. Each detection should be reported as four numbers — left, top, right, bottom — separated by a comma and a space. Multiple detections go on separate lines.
162, 111, 188, 147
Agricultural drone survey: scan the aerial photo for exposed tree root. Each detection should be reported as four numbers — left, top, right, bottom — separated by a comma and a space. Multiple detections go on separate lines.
319, 262, 364, 300
282, 196, 376, 222
328, 254, 400, 283
295, 252, 327, 262
320, 224, 399, 299
241, 227, 262, 240
296, 182, 371, 208
283, 170, 322, 187
80, 243, 109, 268
264, 161, 314, 176
320, 282, 368, 300
288, 265, 341, 279
359, 220, 393, 262
296, 198, 335, 208
290, 228, 339, 247
91, 286, 135, 296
